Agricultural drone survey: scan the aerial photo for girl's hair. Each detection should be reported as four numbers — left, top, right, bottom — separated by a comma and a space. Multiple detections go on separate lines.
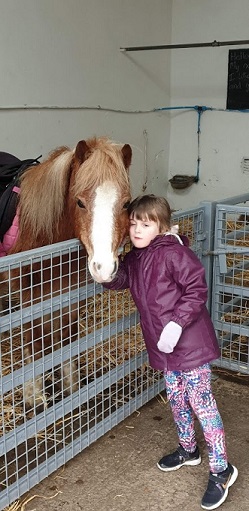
128, 194, 171, 232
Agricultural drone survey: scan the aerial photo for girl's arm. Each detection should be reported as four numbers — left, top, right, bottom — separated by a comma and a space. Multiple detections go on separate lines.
169, 247, 208, 329
102, 258, 129, 290
158, 246, 209, 354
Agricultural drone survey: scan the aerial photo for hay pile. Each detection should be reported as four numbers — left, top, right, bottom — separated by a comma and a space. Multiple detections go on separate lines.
175, 216, 195, 242
225, 219, 249, 275
0, 287, 150, 436
79, 288, 146, 378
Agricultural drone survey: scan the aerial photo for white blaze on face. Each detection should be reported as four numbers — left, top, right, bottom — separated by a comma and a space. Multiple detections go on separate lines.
89, 181, 118, 282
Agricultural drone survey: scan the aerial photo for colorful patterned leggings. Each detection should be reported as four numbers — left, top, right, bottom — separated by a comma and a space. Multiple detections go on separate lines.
164, 363, 227, 473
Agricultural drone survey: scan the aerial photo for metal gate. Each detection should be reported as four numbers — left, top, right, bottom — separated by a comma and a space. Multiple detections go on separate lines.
174, 193, 249, 377
0, 240, 166, 510
1, 195, 249, 510
211, 194, 249, 375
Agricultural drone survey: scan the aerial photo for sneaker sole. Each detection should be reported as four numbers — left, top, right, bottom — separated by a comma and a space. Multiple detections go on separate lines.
201, 465, 238, 510
157, 456, 202, 472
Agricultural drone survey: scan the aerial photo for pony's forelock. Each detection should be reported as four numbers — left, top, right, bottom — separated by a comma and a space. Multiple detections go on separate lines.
72, 137, 130, 196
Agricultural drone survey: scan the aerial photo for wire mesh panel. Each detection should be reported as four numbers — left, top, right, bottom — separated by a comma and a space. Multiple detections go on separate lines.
212, 201, 249, 374
173, 203, 214, 308
173, 203, 213, 261
0, 240, 164, 510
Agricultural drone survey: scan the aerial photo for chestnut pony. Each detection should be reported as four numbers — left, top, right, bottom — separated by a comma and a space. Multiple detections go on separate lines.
7, 137, 132, 410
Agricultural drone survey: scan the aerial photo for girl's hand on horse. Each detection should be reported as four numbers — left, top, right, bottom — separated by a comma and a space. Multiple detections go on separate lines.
157, 321, 182, 353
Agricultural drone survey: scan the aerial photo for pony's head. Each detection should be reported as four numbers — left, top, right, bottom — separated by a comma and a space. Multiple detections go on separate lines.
13, 137, 132, 284
71, 137, 132, 283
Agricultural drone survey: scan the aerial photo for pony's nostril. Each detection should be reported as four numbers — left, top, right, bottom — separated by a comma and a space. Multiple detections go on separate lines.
93, 262, 102, 272
91, 260, 118, 279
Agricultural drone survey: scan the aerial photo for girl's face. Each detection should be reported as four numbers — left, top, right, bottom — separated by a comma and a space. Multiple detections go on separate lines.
129, 214, 160, 248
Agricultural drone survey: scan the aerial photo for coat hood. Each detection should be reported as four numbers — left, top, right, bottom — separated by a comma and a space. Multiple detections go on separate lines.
132, 232, 189, 259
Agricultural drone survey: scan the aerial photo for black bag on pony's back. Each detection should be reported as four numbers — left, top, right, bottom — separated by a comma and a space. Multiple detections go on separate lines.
0, 152, 41, 242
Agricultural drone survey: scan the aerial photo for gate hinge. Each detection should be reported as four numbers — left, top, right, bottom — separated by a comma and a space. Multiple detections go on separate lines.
196, 232, 207, 241
203, 251, 228, 273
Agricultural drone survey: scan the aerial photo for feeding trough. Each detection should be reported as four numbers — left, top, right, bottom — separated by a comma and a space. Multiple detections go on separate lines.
169, 174, 198, 190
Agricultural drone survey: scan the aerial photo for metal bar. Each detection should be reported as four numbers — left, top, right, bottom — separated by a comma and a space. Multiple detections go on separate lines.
214, 357, 249, 374
0, 238, 82, 271
214, 282, 249, 297
207, 247, 249, 255
120, 39, 249, 52
214, 320, 249, 337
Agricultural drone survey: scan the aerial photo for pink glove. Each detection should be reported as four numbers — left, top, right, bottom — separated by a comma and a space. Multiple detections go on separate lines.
157, 321, 182, 353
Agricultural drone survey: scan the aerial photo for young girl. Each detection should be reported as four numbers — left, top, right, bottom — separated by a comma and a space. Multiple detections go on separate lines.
104, 194, 238, 510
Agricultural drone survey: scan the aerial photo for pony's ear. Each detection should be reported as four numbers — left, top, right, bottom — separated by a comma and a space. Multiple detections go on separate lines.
75, 140, 90, 164
121, 144, 132, 169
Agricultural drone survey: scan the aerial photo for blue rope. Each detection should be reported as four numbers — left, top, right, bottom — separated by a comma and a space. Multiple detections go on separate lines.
154, 105, 214, 182
154, 104, 249, 183
196, 107, 204, 182
154, 105, 213, 112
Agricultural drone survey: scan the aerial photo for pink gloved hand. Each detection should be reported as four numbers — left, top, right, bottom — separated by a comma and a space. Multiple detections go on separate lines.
157, 321, 182, 353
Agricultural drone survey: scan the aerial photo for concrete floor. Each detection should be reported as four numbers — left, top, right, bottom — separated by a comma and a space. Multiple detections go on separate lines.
11, 376, 249, 511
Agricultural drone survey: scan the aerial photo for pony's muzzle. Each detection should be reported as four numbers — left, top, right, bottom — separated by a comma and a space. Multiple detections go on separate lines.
89, 258, 118, 283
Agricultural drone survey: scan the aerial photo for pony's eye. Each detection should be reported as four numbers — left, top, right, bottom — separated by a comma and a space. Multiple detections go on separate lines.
77, 199, 85, 209
123, 201, 130, 210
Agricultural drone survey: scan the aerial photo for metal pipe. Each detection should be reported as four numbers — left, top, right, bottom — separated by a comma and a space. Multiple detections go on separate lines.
120, 39, 249, 52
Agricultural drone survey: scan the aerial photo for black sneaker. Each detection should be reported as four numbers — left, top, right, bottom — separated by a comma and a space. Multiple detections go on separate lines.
157, 444, 201, 472
201, 463, 238, 510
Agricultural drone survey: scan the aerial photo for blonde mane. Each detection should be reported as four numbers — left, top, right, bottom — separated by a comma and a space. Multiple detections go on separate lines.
18, 146, 74, 243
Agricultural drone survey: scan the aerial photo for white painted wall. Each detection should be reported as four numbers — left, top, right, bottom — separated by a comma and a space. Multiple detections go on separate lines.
168, 0, 249, 211
0, 0, 172, 198
2, 1, 249, 211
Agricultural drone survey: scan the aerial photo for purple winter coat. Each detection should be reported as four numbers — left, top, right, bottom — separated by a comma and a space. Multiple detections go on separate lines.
104, 234, 220, 372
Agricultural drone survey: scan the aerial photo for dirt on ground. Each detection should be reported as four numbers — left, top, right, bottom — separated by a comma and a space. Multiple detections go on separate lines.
15, 376, 249, 511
